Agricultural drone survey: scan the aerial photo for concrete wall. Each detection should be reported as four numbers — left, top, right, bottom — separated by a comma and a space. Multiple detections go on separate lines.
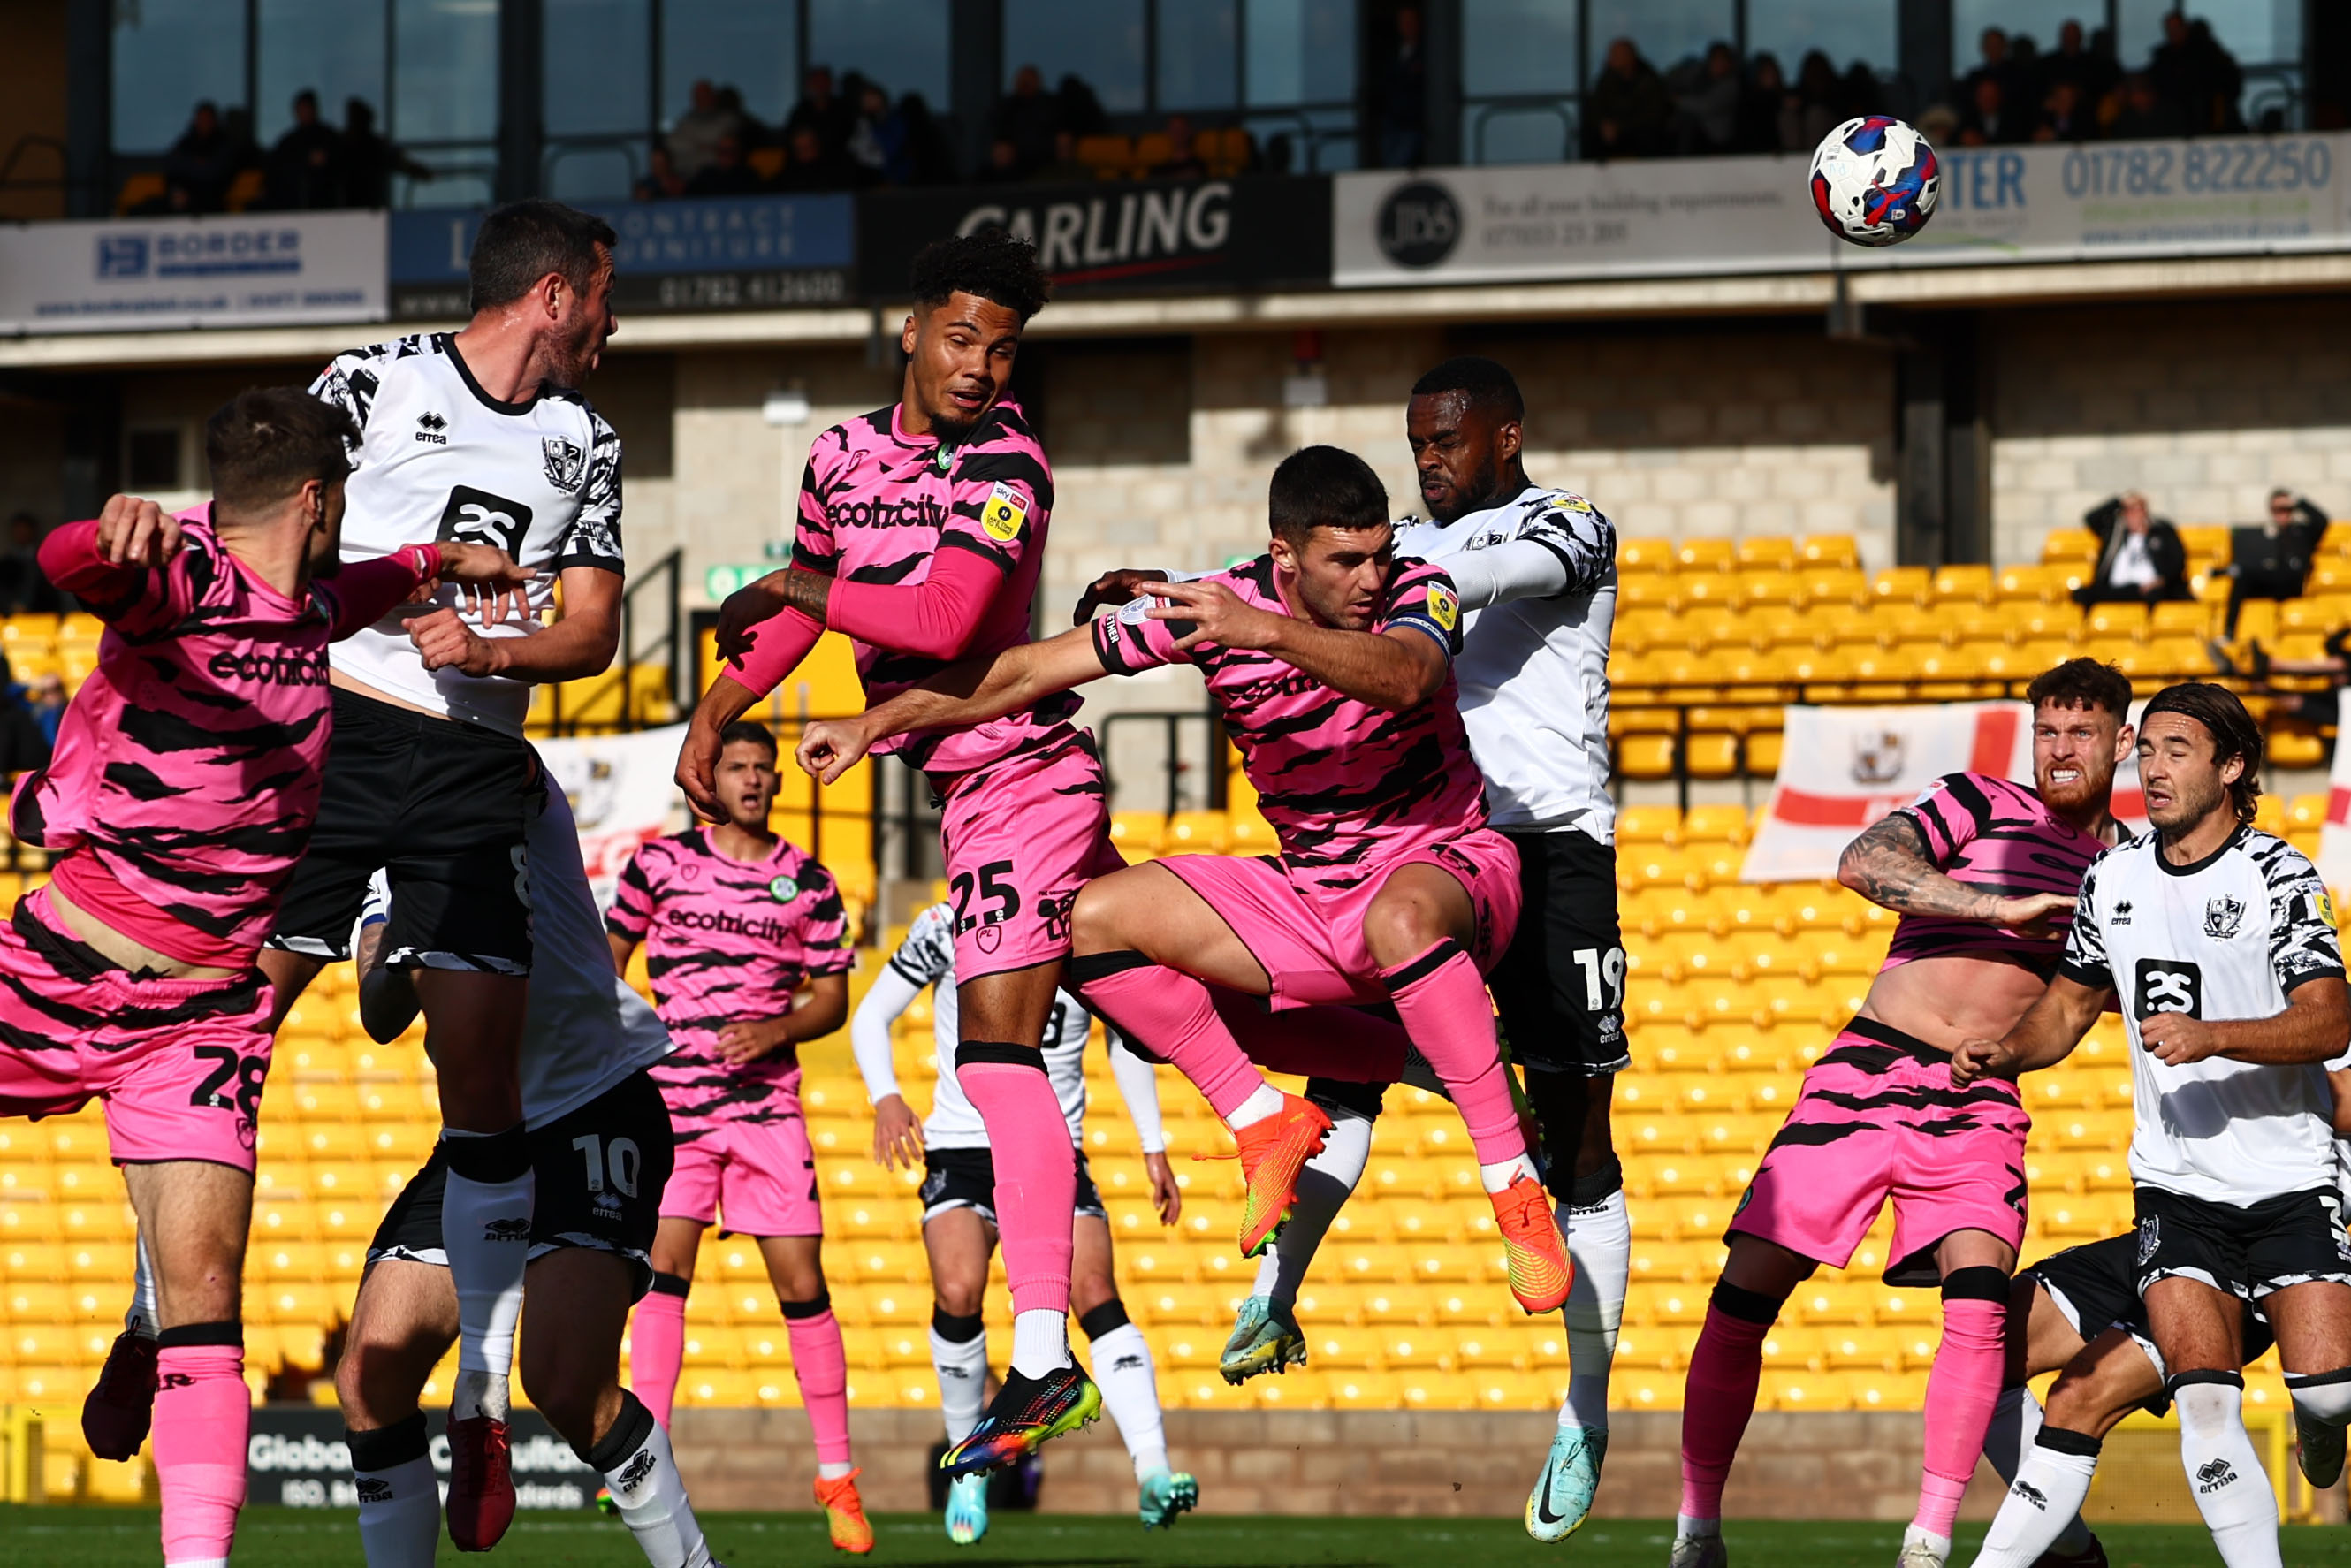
667, 1408, 2020, 1521
1989, 295, 2351, 567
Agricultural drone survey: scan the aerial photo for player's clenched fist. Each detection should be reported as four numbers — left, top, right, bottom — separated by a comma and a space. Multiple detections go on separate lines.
796, 717, 876, 785
2138, 1010, 2222, 1066
95, 494, 181, 567
408, 606, 506, 676
1949, 1034, 2016, 1086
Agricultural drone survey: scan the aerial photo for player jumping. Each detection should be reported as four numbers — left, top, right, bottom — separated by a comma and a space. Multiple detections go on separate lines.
1077, 356, 1632, 1538
605, 722, 871, 1551
852, 902, 1198, 1541
798, 445, 1571, 1328
1671, 658, 2134, 1568
679, 232, 1337, 1472
259, 198, 628, 1549
337, 779, 722, 1568
1955, 683, 2351, 1568
15, 391, 523, 1568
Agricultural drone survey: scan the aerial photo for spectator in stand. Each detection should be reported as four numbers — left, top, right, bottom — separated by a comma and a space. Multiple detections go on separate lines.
974, 137, 1025, 185
1057, 73, 1109, 139
897, 93, 955, 184
1583, 38, 1670, 159
1737, 54, 1791, 152
1378, 4, 1427, 168
163, 102, 238, 214
634, 145, 687, 202
1958, 75, 2027, 145
24, 674, 63, 750
686, 132, 764, 196
2035, 79, 2093, 141
1783, 50, 1843, 150
2211, 489, 2332, 635
772, 126, 853, 192
2074, 492, 2192, 606
1150, 115, 1209, 179
264, 89, 342, 209
1671, 42, 1743, 156
782, 65, 852, 163
995, 65, 1061, 174
340, 100, 430, 209
0, 514, 57, 617
846, 80, 909, 186
1838, 61, 1883, 120
2040, 20, 2119, 116
1962, 27, 2027, 110
2152, 13, 2243, 133
1032, 130, 1092, 183
2111, 71, 2189, 139
669, 79, 742, 181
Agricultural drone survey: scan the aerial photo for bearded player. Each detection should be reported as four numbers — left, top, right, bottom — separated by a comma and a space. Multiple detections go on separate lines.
676, 232, 1336, 1470
1670, 658, 2134, 1568
605, 722, 870, 1551
14, 391, 524, 1568
799, 447, 1571, 1340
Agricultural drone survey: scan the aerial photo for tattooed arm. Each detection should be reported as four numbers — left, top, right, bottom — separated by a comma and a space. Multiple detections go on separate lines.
1836, 814, 2075, 934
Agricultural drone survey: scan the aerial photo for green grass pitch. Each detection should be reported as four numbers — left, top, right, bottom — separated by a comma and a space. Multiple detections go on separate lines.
4, 1510, 2351, 1566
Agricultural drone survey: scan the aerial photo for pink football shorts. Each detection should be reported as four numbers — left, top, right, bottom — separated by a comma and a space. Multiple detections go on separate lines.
660, 1115, 823, 1237
937, 727, 1126, 984
1158, 827, 1523, 1009
1727, 1016, 2031, 1284
0, 887, 276, 1173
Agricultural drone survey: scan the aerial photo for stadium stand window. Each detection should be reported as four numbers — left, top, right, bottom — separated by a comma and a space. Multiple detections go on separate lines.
1006, 0, 1149, 115
110, 0, 246, 156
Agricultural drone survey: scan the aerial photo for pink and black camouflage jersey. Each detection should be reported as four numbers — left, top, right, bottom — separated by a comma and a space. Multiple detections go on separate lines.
13, 507, 437, 965
1092, 555, 1486, 895
767, 399, 1079, 777
1878, 771, 2105, 976
605, 830, 854, 1133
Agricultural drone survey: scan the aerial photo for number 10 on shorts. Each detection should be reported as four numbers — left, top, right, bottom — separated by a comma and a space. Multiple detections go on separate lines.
572, 1133, 642, 1198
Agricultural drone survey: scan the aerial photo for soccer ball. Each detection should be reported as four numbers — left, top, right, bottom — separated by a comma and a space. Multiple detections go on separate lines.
1807, 116, 1940, 247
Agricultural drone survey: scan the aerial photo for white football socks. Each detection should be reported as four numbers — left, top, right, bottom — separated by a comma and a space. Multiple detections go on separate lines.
1982, 1385, 2101, 1558
594, 1396, 713, 1568
1009, 1307, 1069, 1380
2174, 1381, 2282, 1568
1560, 1188, 1629, 1433
930, 1315, 989, 1445
352, 1454, 438, 1568
1226, 1083, 1284, 1130
439, 1127, 533, 1425
1974, 1434, 2099, 1568
1086, 1321, 1169, 1480
1250, 1108, 1375, 1312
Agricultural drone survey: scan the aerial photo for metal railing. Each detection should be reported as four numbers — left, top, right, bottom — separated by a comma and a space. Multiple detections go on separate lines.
535, 547, 685, 735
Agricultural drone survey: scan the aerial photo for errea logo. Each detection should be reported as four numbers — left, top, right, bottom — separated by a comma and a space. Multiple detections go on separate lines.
415, 411, 447, 445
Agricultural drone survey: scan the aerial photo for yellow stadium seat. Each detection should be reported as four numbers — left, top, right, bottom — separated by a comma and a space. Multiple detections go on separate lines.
1108, 811, 1165, 856
2270, 727, 2325, 770
1685, 733, 1739, 780
1617, 735, 1677, 782
1930, 565, 1993, 605
2041, 530, 2098, 563
1161, 811, 1230, 854
1618, 804, 1682, 844
1799, 535, 1860, 569
2288, 793, 2331, 832
1677, 539, 1735, 574
1871, 567, 1932, 607
1617, 536, 1673, 573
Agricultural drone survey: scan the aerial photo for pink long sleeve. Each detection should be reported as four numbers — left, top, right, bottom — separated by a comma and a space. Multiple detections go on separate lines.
38, 520, 145, 606
326, 544, 443, 638
822, 547, 1002, 661
724, 605, 825, 701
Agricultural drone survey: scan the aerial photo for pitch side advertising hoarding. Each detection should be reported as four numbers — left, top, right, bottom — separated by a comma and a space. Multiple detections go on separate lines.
390, 194, 856, 318
0, 210, 386, 333
1335, 133, 2351, 287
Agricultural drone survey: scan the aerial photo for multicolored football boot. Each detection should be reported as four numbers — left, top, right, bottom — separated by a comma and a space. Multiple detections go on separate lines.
940, 1366, 1101, 1478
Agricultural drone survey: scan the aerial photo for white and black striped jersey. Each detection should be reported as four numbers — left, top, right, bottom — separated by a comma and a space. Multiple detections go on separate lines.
870, 902, 1163, 1154
310, 332, 624, 736
2062, 826, 2347, 1205
1394, 483, 1617, 843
